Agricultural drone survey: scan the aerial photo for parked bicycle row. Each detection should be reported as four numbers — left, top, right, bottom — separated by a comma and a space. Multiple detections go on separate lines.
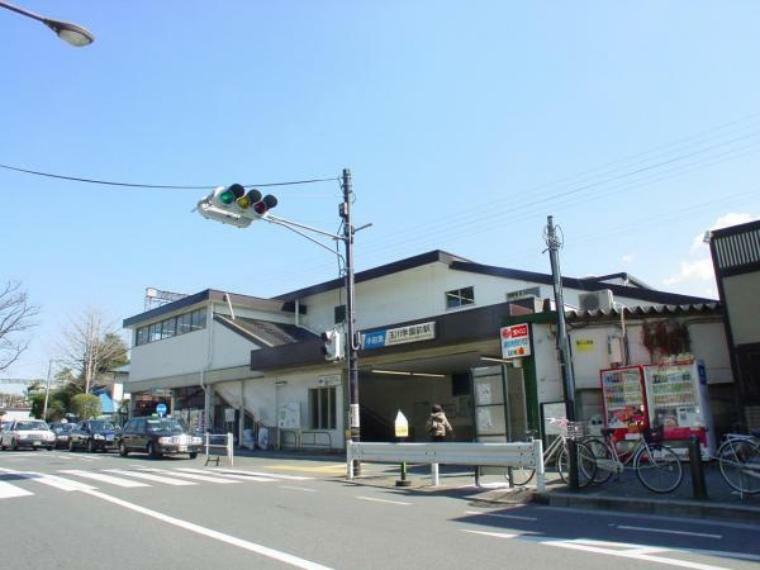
505, 418, 760, 496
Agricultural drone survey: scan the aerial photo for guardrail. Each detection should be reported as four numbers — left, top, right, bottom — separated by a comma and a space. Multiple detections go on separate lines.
204, 432, 234, 467
301, 430, 333, 449
346, 441, 545, 491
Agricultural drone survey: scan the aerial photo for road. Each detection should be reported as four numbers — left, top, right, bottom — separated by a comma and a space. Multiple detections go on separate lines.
1, 449, 759, 570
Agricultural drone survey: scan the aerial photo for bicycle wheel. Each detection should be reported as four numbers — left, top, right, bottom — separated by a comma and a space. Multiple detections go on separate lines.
584, 437, 615, 485
557, 441, 597, 488
505, 466, 535, 486
634, 444, 683, 493
718, 439, 760, 495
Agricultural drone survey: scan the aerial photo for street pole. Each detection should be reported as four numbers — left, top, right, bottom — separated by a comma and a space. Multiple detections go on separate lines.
42, 359, 53, 421
341, 168, 361, 474
544, 215, 579, 489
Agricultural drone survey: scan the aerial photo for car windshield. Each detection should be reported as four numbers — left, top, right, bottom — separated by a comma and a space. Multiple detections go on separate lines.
90, 421, 116, 431
146, 419, 185, 434
16, 421, 48, 431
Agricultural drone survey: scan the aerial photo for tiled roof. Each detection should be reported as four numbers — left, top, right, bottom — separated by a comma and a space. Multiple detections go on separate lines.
566, 302, 721, 321
214, 315, 319, 347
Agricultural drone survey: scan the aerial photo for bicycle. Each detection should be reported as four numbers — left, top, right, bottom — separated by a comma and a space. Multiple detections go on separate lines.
584, 424, 684, 494
716, 430, 760, 496
507, 418, 597, 489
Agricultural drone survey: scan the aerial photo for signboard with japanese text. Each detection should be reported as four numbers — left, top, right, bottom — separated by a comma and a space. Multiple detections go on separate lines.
500, 323, 531, 359
361, 321, 436, 350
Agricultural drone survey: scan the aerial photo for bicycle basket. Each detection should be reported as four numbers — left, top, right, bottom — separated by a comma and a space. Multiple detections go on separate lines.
560, 421, 586, 440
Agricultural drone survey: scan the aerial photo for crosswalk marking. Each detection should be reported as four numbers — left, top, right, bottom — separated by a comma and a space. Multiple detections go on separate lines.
137, 468, 239, 484
0, 479, 33, 499
0, 467, 95, 492
59, 469, 150, 488
175, 468, 274, 482
215, 469, 312, 481
103, 469, 197, 486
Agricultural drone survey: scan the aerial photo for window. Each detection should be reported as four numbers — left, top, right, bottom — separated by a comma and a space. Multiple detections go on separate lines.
309, 387, 337, 430
148, 322, 161, 342
506, 286, 541, 301
161, 317, 177, 339
136, 327, 148, 346
177, 312, 191, 335
445, 286, 475, 309
190, 309, 206, 331
334, 304, 346, 324
135, 308, 207, 346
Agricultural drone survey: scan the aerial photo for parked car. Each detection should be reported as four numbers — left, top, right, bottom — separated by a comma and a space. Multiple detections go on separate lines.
117, 417, 202, 459
50, 422, 78, 449
0, 419, 56, 451
68, 420, 120, 452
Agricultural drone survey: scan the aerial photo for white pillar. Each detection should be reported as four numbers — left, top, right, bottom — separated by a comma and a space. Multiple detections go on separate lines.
431, 462, 440, 487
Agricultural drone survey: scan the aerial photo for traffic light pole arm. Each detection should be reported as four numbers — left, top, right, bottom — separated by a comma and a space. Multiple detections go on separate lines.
266, 214, 345, 242
266, 216, 346, 263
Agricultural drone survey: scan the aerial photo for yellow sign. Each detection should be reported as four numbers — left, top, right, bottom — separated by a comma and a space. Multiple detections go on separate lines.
394, 410, 409, 438
575, 339, 595, 352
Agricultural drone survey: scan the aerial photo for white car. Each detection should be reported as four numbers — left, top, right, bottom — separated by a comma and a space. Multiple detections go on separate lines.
0, 419, 56, 451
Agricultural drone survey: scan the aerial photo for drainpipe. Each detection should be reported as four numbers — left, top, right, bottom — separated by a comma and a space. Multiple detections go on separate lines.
224, 292, 236, 320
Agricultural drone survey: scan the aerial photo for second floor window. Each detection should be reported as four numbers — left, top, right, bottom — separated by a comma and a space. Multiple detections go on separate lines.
446, 286, 474, 309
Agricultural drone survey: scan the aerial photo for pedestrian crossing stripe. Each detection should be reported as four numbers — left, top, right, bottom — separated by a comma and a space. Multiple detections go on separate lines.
0, 466, 311, 499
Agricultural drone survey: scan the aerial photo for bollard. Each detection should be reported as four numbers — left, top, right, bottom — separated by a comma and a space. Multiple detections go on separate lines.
396, 461, 412, 487
431, 462, 440, 487
688, 435, 708, 500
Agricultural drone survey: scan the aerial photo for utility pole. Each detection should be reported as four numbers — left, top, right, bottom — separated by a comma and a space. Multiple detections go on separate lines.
341, 168, 361, 473
544, 215, 578, 489
42, 359, 54, 420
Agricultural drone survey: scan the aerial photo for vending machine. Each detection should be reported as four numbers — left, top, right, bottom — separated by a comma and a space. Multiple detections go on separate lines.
643, 359, 716, 456
600, 365, 649, 442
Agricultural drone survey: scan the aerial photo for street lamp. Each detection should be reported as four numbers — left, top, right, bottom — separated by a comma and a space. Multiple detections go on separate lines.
0, 0, 94, 47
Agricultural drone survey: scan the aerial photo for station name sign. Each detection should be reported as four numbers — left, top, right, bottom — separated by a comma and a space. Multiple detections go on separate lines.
500, 323, 531, 359
362, 321, 436, 350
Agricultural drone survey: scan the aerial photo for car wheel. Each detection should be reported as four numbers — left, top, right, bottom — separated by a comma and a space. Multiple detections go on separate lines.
68, 439, 75, 452
87, 440, 94, 453
0, 441, 5, 451
189, 452, 198, 459
147, 442, 161, 459
118, 442, 128, 457
11, 439, 18, 451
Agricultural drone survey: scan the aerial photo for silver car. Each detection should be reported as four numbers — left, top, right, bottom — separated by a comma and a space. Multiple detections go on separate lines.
0, 419, 56, 451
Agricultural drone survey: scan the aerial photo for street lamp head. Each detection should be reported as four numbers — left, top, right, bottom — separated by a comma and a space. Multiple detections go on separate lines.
44, 19, 94, 47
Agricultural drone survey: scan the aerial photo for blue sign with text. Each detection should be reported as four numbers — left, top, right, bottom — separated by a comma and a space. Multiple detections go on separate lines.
362, 330, 387, 349
156, 403, 167, 417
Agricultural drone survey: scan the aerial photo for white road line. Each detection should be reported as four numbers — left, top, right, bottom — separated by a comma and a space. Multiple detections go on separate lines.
461, 530, 519, 539
279, 486, 317, 493
81, 489, 332, 570
214, 469, 312, 481
104, 469, 197, 486
0, 467, 95, 491
59, 470, 150, 488
356, 496, 412, 506
175, 468, 274, 482
547, 539, 730, 570
464, 510, 537, 521
138, 468, 238, 484
0, 480, 33, 499
614, 525, 723, 540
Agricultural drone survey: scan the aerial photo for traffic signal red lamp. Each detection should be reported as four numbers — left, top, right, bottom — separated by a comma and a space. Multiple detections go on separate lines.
254, 194, 278, 215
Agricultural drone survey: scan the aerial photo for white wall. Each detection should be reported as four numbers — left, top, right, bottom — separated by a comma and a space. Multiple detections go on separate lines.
129, 328, 209, 383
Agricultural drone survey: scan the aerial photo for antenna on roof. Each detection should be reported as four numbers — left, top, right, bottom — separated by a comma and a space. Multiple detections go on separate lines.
144, 287, 189, 311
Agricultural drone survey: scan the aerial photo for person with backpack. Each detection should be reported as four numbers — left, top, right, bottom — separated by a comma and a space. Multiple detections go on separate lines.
426, 404, 453, 442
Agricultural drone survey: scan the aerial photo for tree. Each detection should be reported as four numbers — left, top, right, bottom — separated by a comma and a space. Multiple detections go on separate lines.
70, 393, 101, 420
0, 281, 38, 372
58, 309, 128, 393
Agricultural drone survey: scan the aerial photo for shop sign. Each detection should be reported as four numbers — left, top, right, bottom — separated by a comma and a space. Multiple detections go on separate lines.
362, 321, 436, 350
575, 339, 595, 352
500, 323, 531, 359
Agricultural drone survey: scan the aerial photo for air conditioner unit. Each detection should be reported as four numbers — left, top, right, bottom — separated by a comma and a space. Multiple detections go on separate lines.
578, 289, 614, 312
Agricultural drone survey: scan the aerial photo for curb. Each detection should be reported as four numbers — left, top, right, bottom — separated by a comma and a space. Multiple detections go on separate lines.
538, 491, 760, 523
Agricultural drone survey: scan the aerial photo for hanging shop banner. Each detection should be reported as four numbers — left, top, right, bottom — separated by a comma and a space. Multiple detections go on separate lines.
361, 321, 436, 350
500, 323, 531, 359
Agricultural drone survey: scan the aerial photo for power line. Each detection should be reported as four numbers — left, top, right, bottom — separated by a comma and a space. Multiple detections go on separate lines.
0, 162, 338, 190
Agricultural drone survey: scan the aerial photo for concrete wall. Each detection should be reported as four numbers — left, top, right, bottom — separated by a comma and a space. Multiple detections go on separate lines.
723, 272, 760, 345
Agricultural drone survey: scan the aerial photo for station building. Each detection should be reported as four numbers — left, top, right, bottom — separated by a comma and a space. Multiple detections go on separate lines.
123, 250, 732, 451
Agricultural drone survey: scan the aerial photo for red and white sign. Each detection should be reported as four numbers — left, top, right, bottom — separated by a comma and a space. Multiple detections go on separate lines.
500, 323, 531, 359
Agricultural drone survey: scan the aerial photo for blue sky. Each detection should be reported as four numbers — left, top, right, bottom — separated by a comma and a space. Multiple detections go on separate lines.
2, 1, 759, 385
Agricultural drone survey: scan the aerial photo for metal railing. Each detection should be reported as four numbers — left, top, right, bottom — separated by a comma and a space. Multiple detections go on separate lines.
347, 440, 545, 491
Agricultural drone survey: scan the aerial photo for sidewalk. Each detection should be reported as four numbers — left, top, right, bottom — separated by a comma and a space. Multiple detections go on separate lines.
337, 459, 760, 523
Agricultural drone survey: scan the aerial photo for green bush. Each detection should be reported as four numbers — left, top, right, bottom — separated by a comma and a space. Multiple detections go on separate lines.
71, 394, 101, 420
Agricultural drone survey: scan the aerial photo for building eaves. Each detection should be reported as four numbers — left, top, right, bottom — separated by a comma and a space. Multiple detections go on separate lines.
214, 315, 319, 347
566, 302, 722, 322
273, 249, 469, 302
584, 272, 652, 289
123, 289, 300, 328
710, 218, 760, 239
449, 261, 716, 306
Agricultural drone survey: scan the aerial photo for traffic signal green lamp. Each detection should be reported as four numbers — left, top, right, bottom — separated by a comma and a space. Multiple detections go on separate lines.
197, 184, 279, 228
215, 184, 245, 206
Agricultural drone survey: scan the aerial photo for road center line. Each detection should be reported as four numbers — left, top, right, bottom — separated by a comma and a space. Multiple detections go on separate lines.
461, 530, 519, 539
614, 525, 723, 540
279, 486, 317, 493
464, 510, 537, 521
356, 496, 411, 506
80, 489, 333, 570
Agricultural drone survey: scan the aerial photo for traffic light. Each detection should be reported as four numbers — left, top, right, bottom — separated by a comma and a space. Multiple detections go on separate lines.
321, 328, 345, 361
197, 184, 278, 228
